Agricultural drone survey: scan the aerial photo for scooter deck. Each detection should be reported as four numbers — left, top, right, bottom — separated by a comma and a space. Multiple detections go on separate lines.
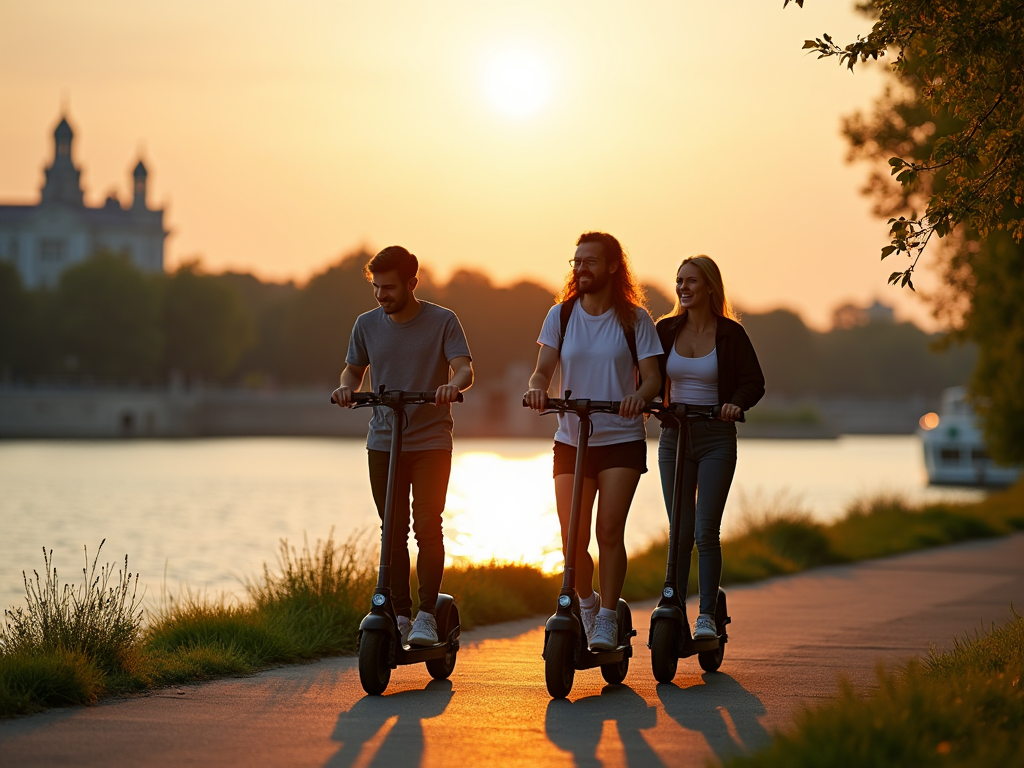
575, 643, 633, 670
395, 640, 458, 664
679, 635, 721, 657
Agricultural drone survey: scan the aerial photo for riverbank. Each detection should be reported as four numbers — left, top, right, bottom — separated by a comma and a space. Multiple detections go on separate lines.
1, 481, 1021, 718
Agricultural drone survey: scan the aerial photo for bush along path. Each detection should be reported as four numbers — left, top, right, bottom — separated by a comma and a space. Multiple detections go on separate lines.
2, 481, 1023, 718
720, 609, 1024, 768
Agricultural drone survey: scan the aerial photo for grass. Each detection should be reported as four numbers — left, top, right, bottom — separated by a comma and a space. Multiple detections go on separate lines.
720, 609, 1024, 768
2, 480, 1022, 718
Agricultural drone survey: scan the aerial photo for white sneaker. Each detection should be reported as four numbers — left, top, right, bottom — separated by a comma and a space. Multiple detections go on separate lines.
581, 592, 601, 641
408, 611, 439, 646
693, 613, 717, 640
589, 614, 618, 651
397, 615, 412, 647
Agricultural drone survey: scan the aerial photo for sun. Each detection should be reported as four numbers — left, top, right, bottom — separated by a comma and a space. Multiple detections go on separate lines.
482, 49, 551, 118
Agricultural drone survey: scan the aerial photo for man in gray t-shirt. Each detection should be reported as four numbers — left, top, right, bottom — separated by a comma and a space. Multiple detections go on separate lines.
332, 245, 473, 647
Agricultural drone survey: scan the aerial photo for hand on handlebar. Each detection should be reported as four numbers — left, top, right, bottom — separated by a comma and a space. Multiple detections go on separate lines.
523, 388, 548, 411
435, 384, 462, 406
719, 403, 743, 422
331, 386, 355, 408
619, 394, 646, 420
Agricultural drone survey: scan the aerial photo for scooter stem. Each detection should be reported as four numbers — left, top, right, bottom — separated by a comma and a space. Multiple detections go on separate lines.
561, 404, 591, 592
665, 411, 688, 590
377, 398, 405, 591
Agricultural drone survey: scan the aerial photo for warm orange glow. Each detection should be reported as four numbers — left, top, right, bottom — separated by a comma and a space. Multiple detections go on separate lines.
0, 1, 940, 329
444, 451, 564, 572
920, 412, 940, 430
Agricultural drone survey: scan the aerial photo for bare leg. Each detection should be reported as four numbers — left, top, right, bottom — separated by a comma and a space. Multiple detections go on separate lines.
594, 467, 642, 610
554, 473, 598, 599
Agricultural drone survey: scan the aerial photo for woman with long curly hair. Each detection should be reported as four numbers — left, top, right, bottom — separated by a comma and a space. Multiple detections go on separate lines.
656, 255, 764, 640
524, 232, 662, 650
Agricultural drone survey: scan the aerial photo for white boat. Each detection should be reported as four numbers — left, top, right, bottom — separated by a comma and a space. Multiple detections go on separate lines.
919, 387, 1022, 487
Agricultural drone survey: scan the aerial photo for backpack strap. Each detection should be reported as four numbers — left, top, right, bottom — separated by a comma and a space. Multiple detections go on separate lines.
558, 297, 641, 386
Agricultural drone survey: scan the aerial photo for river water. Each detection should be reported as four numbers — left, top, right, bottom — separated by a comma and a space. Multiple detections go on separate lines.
0, 436, 982, 613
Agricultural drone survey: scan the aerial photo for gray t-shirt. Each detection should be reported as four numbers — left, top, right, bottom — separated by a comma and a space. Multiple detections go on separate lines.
346, 301, 472, 451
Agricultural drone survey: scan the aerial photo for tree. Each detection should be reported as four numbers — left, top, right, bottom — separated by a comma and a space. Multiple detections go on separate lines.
162, 262, 255, 381
793, 0, 1024, 462
53, 252, 163, 379
789, 0, 1024, 288
0, 260, 30, 374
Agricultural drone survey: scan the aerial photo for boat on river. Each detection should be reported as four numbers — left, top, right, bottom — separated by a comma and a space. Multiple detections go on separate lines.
919, 387, 1022, 487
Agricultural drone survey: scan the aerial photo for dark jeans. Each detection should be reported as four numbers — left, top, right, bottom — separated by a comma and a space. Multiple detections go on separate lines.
657, 421, 737, 616
367, 449, 452, 617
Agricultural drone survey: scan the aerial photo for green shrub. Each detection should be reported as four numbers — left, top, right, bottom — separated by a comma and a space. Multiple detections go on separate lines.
723, 612, 1024, 768
1, 542, 143, 676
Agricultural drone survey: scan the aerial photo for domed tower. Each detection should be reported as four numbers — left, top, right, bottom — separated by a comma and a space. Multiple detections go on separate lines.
131, 159, 148, 211
41, 115, 84, 206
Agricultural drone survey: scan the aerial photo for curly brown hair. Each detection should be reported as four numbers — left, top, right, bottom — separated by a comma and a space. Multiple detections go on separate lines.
557, 231, 647, 331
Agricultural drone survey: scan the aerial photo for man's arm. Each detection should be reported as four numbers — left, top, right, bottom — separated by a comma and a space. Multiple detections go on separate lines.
524, 344, 559, 411
436, 356, 473, 405
332, 363, 368, 407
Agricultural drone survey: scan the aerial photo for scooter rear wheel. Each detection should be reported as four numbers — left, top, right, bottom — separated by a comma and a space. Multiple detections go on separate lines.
650, 618, 680, 683
545, 630, 576, 699
426, 646, 457, 680
600, 601, 632, 685
358, 629, 393, 695
698, 643, 724, 673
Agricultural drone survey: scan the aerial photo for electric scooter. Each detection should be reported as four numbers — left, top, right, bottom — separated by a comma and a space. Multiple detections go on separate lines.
645, 401, 743, 683
332, 385, 463, 695
525, 391, 638, 699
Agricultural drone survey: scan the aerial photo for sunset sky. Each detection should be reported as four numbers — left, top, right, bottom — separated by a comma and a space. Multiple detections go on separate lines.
1, 1, 939, 329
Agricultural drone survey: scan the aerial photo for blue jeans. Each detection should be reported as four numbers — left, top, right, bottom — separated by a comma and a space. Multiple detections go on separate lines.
657, 421, 737, 616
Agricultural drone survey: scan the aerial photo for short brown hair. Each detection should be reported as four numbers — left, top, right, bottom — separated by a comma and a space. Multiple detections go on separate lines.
365, 245, 418, 282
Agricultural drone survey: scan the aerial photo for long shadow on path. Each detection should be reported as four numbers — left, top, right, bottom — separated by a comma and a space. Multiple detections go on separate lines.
325, 680, 453, 768
545, 685, 661, 768
657, 673, 770, 762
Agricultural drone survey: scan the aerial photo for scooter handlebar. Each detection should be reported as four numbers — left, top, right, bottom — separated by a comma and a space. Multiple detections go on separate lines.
645, 402, 746, 423
331, 390, 464, 406
521, 396, 625, 415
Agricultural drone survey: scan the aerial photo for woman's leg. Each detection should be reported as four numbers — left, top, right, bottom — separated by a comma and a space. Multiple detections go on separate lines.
593, 467, 642, 610
554, 473, 599, 598
691, 424, 737, 616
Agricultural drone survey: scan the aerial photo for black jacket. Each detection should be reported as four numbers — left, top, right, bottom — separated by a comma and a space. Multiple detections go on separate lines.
655, 314, 765, 411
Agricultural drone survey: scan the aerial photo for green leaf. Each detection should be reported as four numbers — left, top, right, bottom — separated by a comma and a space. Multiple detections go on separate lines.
880, 245, 897, 260
802, 40, 819, 49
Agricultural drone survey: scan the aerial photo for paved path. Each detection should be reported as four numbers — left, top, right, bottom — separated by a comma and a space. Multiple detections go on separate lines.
2, 534, 1022, 768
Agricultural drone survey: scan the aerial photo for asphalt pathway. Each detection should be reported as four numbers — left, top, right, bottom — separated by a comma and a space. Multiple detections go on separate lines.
2, 534, 1022, 768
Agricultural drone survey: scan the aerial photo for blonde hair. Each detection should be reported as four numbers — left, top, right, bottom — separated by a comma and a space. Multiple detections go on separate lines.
662, 255, 740, 322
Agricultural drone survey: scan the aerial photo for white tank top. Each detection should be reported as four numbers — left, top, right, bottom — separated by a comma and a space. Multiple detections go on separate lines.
667, 346, 719, 405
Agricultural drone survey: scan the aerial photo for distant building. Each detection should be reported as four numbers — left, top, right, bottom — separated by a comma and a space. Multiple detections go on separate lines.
0, 113, 166, 288
832, 299, 895, 330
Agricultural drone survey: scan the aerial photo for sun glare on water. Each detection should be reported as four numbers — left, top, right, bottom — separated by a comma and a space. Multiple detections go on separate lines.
481, 49, 552, 118
444, 451, 564, 572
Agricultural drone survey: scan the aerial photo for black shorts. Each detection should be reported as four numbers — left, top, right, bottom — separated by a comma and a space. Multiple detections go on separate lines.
552, 440, 648, 479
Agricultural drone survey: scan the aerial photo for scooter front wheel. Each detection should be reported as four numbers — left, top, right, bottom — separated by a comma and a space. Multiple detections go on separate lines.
650, 618, 680, 683
545, 630, 577, 699
358, 629, 393, 695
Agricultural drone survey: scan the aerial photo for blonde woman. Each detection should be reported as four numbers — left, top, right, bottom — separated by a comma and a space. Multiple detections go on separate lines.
656, 256, 764, 640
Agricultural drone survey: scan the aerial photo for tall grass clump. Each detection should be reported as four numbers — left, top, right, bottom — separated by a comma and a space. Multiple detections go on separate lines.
1, 542, 143, 674
722, 610, 1024, 768
0, 541, 143, 714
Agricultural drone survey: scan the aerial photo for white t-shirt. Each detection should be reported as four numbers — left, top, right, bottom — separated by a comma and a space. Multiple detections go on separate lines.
667, 346, 719, 405
537, 302, 662, 447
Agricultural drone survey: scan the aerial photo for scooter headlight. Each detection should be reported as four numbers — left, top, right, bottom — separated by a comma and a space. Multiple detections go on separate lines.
663, 587, 675, 598
558, 595, 571, 608
372, 594, 386, 607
